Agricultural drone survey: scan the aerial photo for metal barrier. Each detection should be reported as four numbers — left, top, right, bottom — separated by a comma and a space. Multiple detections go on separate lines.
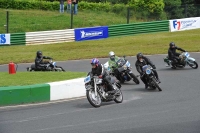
26, 29, 75, 45
108, 20, 169, 37
11, 33, 26, 45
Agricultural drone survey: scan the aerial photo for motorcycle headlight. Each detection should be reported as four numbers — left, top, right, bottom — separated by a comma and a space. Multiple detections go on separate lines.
123, 66, 127, 70
146, 69, 151, 75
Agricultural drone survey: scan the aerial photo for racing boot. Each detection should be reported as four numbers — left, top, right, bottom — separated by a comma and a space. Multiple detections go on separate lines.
107, 83, 117, 94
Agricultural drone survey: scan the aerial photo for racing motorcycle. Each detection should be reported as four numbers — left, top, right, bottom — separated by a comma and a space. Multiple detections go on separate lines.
164, 52, 198, 69
113, 57, 140, 84
27, 59, 65, 72
142, 65, 162, 91
84, 73, 123, 108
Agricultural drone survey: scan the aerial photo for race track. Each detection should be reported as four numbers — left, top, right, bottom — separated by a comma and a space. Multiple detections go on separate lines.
0, 53, 200, 133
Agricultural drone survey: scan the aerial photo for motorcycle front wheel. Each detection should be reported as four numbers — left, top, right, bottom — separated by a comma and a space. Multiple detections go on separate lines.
152, 78, 162, 91
129, 73, 140, 84
114, 89, 123, 103
189, 61, 198, 69
86, 90, 102, 108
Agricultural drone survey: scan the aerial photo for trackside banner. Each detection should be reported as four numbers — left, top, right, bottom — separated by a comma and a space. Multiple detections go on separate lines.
75, 26, 108, 41
0, 34, 10, 45
170, 17, 200, 32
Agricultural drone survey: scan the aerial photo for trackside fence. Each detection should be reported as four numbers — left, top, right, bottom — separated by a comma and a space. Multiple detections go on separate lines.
108, 20, 169, 37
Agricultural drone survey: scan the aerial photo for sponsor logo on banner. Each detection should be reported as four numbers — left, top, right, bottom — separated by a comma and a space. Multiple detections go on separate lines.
75, 26, 108, 41
80, 30, 103, 39
173, 20, 196, 30
170, 17, 200, 32
0, 34, 10, 45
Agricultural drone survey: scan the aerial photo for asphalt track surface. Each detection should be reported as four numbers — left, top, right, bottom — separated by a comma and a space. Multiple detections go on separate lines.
0, 53, 200, 133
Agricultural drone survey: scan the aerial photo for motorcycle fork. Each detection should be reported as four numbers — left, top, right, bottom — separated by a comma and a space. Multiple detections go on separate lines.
94, 79, 98, 97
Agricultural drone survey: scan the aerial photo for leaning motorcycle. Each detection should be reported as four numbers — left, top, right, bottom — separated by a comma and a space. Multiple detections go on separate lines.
142, 65, 162, 91
84, 73, 123, 108
27, 59, 65, 72
113, 57, 140, 84
163, 52, 198, 69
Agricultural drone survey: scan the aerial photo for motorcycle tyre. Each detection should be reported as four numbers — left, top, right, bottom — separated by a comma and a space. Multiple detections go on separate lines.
189, 61, 198, 69
152, 78, 162, 91
114, 89, 123, 103
129, 73, 140, 84
86, 90, 101, 108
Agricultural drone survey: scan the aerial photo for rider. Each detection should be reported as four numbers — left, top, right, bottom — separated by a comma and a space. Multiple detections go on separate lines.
35, 51, 53, 71
168, 42, 186, 69
135, 53, 160, 89
91, 58, 116, 94
108, 51, 120, 80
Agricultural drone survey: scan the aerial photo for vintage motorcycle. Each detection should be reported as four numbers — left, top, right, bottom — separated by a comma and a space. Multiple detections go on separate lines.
113, 57, 140, 84
163, 52, 198, 69
142, 65, 162, 91
84, 73, 123, 108
27, 59, 65, 72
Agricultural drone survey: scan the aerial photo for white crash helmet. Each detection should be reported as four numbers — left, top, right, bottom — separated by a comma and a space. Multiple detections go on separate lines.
109, 51, 115, 60
109, 51, 115, 57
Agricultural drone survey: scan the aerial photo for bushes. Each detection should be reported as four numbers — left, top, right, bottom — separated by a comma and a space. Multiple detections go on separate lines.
0, 0, 164, 18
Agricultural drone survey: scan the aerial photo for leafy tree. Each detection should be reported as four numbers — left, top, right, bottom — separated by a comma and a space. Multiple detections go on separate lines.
181, 0, 199, 17
164, 0, 184, 19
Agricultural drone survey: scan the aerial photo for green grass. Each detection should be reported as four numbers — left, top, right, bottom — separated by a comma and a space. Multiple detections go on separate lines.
0, 9, 130, 33
0, 29, 200, 65
0, 72, 86, 87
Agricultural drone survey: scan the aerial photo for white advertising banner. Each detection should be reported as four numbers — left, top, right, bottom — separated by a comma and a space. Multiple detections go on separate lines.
170, 17, 200, 32
0, 34, 10, 45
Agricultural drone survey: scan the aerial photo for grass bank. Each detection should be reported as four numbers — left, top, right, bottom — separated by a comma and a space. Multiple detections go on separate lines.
0, 29, 200, 65
0, 72, 86, 87
0, 9, 129, 33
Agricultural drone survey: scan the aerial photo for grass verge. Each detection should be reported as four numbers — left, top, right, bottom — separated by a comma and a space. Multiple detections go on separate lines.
0, 72, 86, 87
0, 29, 200, 65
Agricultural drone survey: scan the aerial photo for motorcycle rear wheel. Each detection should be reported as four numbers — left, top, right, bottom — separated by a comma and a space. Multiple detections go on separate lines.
86, 90, 102, 108
129, 73, 140, 84
114, 89, 123, 103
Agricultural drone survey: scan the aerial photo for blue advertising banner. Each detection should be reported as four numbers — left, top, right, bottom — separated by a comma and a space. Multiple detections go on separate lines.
0, 34, 10, 45
75, 26, 108, 41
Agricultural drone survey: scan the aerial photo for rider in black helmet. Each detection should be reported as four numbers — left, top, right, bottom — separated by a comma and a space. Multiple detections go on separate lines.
35, 51, 53, 71
168, 42, 186, 69
135, 53, 160, 89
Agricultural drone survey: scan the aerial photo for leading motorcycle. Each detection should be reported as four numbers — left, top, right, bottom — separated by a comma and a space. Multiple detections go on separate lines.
27, 59, 65, 72
84, 73, 123, 108
163, 52, 198, 69
142, 65, 162, 91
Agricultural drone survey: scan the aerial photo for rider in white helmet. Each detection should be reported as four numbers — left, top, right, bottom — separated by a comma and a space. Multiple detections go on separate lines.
108, 51, 120, 80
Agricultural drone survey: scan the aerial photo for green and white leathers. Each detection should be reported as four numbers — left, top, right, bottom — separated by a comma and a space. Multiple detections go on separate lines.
108, 51, 120, 72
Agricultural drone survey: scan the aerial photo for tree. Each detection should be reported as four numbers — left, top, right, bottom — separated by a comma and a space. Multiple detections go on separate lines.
181, 0, 198, 17
164, 0, 184, 19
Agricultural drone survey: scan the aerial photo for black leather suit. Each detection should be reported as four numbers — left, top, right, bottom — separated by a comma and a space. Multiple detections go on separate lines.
35, 56, 52, 71
135, 56, 159, 85
168, 46, 185, 66
91, 64, 114, 91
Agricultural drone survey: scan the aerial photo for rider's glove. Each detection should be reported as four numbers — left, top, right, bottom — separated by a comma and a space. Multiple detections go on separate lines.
98, 75, 102, 78
152, 65, 156, 69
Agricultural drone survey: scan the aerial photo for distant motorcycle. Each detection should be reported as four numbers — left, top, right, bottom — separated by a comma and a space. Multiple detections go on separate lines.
84, 73, 123, 108
142, 65, 162, 91
27, 59, 65, 72
114, 57, 140, 84
164, 52, 198, 69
